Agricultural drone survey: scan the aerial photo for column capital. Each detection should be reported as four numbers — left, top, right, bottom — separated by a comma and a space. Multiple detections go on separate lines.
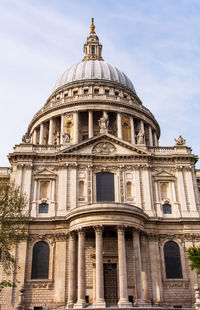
132, 229, 140, 237
77, 228, 85, 236
68, 231, 77, 240
94, 225, 104, 233
117, 225, 126, 234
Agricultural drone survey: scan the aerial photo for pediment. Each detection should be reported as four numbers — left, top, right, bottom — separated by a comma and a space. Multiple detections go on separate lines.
60, 134, 150, 156
34, 167, 57, 178
153, 170, 175, 180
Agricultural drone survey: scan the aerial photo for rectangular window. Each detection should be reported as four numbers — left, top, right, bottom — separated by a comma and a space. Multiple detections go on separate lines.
82, 134, 88, 141
39, 203, 49, 214
163, 203, 172, 214
96, 172, 114, 201
92, 45, 95, 55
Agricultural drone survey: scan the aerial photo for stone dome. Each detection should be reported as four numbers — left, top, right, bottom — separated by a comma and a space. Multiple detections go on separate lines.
52, 60, 136, 94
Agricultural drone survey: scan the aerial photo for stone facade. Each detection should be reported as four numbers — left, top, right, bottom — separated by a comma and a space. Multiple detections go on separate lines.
0, 20, 200, 310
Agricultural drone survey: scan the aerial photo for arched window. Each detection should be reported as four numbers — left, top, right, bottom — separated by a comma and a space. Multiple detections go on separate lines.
31, 241, 49, 279
164, 241, 182, 279
79, 180, 84, 197
126, 182, 132, 198
96, 172, 114, 201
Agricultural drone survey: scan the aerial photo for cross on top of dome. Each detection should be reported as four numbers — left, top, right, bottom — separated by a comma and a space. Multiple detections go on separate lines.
82, 18, 104, 61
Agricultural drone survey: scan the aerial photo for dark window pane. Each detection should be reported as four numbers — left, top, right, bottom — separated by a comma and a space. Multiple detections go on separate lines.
164, 241, 182, 279
92, 45, 95, 54
163, 203, 172, 214
82, 135, 88, 141
96, 172, 114, 202
31, 241, 49, 279
39, 203, 48, 213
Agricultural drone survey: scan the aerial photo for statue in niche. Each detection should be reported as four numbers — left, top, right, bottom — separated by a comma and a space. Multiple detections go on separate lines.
63, 129, 70, 143
175, 135, 186, 145
98, 111, 109, 134
137, 130, 144, 144
22, 132, 31, 144
54, 131, 60, 145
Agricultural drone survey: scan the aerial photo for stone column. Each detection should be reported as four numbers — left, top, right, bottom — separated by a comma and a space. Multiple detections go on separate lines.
140, 120, 144, 133
88, 111, 93, 138
117, 113, 122, 139
48, 118, 54, 145
117, 226, 132, 308
130, 117, 135, 144
153, 132, 158, 147
73, 112, 79, 144
39, 123, 44, 145
148, 235, 163, 304
148, 126, 153, 146
32, 129, 37, 144
133, 230, 145, 305
140, 234, 148, 302
67, 232, 76, 308
60, 114, 64, 144
74, 229, 86, 308
93, 226, 105, 308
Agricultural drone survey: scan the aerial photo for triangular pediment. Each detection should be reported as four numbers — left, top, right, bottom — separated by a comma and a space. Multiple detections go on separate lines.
60, 134, 150, 156
153, 170, 175, 180
34, 167, 57, 177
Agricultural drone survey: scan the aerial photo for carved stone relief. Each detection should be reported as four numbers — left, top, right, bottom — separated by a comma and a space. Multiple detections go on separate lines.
92, 142, 116, 155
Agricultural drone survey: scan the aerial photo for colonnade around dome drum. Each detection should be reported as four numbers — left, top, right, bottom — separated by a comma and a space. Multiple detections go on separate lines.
30, 109, 159, 147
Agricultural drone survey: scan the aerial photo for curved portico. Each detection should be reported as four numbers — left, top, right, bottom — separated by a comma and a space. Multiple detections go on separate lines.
66, 203, 148, 308
67, 224, 147, 308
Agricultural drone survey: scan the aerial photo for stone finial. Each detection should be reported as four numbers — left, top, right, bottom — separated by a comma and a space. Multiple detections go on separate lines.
175, 135, 186, 146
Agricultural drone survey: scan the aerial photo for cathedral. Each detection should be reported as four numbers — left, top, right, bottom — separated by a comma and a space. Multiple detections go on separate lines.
1, 19, 200, 310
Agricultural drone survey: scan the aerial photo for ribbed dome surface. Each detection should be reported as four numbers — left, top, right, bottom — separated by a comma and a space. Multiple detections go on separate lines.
53, 60, 136, 93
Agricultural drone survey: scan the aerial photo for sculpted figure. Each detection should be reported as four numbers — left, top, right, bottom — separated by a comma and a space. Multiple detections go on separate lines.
137, 130, 144, 144
22, 132, 31, 144
55, 131, 60, 145
63, 129, 70, 143
98, 111, 109, 134
175, 135, 186, 145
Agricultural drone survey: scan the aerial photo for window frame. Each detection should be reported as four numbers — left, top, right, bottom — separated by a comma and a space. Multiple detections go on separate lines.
27, 238, 53, 281
160, 239, 187, 281
31, 241, 50, 279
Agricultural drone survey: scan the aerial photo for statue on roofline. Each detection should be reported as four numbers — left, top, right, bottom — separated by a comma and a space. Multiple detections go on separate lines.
175, 135, 186, 146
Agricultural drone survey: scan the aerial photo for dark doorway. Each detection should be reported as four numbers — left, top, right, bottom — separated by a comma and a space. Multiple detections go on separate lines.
104, 262, 118, 305
96, 172, 114, 201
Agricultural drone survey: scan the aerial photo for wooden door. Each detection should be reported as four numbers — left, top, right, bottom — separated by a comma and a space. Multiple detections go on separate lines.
104, 263, 118, 305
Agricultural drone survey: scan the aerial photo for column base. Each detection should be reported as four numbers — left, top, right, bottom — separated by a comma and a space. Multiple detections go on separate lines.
118, 299, 132, 308
74, 300, 86, 308
134, 299, 147, 306
93, 299, 106, 308
66, 301, 74, 308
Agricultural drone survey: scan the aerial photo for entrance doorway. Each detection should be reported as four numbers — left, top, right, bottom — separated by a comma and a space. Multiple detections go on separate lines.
104, 262, 118, 306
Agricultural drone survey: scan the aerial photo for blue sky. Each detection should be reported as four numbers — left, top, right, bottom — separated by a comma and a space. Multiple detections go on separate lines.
0, 0, 200, 167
